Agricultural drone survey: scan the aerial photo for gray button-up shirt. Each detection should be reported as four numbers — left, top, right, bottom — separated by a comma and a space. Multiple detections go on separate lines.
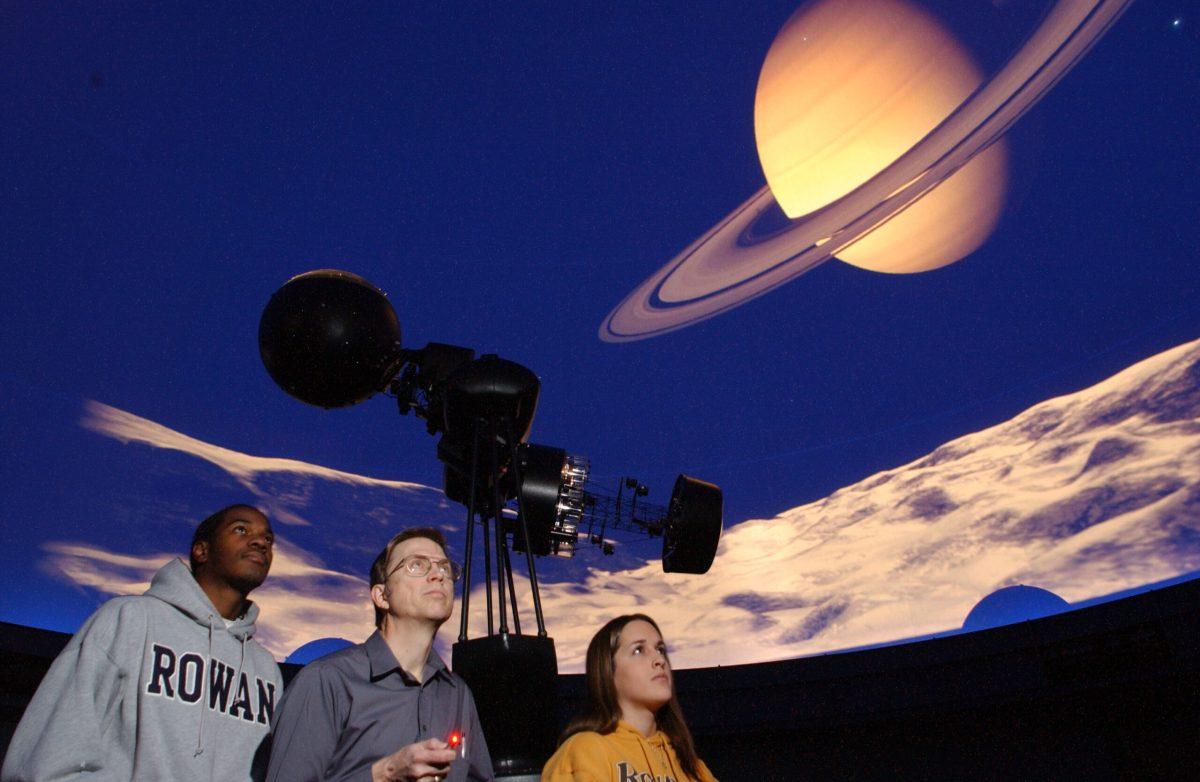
265, 631, 493, 781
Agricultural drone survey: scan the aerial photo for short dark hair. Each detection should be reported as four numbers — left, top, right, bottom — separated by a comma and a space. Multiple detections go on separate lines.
190, 504, 265, 571
369, 527, 448, 629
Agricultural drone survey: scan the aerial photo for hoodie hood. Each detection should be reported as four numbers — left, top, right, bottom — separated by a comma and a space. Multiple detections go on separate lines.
146, 557, 260, 639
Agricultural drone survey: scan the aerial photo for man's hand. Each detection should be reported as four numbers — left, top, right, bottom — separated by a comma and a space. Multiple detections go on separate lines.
371, 738, 456, 782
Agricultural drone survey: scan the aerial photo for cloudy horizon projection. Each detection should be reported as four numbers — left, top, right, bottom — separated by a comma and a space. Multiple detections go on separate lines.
1, 2, 1196, 676
24, 335, 1200, 671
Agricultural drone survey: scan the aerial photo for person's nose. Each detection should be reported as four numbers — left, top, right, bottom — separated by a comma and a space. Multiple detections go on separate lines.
428, 565, 447, 582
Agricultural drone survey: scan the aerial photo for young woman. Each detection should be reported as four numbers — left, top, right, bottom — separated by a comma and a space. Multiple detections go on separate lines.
541, 614, 717, 782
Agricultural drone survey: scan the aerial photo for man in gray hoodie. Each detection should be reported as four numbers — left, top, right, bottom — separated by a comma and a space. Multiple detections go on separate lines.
2, 503, 283, 782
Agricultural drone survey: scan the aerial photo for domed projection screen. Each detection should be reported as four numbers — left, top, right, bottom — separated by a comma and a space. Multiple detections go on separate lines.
2, 0, 1197, 672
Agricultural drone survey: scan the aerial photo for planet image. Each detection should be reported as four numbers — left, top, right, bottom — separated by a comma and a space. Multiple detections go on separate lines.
962, 585, 1071, 632
286, 637, 356, 665
601, 0, 1133, 341
755, 0, 1007, 274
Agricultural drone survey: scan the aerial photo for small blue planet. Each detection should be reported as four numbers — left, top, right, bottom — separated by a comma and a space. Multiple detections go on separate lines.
962, 585, 1071, 632
285, 637, 355, 664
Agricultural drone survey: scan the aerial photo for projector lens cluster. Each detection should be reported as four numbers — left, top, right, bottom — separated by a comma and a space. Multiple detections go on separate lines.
549, 454, 589, 557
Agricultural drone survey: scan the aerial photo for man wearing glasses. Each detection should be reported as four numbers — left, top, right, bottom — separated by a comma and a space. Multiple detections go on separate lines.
266, 528, 493, 782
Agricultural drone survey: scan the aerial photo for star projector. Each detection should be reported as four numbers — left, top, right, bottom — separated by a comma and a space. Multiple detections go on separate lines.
258, 268, 723, 574
258, 268, 724, 773
259, 269, 403, 408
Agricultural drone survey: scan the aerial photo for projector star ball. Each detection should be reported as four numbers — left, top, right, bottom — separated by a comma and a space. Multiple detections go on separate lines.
601, 0, 1133, 342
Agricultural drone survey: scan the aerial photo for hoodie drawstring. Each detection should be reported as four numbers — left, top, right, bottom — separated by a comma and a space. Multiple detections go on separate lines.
642, 729, 685, 782
195, 616, 213, 758
636, 732, 656, 780
662, 737, 682, 782
233, 633, 247, 696
196, 618, 248, 766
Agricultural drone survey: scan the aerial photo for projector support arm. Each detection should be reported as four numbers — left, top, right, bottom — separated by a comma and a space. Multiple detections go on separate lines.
507, 425, 548, 637
488, 420, 511, 637
458, 434, 481, 643
457, 414, 550, 643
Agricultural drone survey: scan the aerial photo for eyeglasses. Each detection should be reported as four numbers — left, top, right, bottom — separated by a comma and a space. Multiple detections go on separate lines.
387, 555, 463, 582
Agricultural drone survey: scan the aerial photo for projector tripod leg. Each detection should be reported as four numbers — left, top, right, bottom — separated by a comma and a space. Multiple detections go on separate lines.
503, 543, 522, 634
488, 421, 509, 636
476, 426, 495, 636
458, 432, 481, 643
508, 438, 547, 636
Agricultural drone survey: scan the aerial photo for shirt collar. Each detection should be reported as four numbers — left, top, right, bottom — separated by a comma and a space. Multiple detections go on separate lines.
365, 630, 456, 685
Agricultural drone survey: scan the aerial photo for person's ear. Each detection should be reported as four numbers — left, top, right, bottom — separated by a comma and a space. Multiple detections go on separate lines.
371, 584, 389, 613
192, 541, 209, 567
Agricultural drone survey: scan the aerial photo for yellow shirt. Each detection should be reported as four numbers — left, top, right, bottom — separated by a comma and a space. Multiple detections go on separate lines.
541, 721, 717, 782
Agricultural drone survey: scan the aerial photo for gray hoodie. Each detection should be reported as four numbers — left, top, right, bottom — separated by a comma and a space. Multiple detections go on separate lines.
2, 558, 283, 781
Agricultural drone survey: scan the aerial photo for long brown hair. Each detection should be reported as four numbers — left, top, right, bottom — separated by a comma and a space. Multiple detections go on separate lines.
562, 614, 703, 780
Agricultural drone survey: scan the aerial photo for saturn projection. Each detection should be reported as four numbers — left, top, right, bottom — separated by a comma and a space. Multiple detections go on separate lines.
602, 0, 1134, 341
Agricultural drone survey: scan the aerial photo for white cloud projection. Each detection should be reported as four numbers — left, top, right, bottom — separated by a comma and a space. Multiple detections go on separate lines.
43, 539, 373, 660
80, 401, 439, 526
49, 338, 1200, 669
